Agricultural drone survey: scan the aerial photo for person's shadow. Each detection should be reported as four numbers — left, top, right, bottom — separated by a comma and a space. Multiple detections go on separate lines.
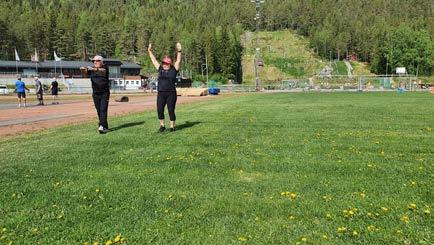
109, 121, 145, 132
176, 121, 201, 131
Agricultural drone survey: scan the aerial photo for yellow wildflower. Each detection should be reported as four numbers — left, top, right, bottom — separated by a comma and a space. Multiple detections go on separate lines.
105, 240, 112, 245
280, 191, 297, 199
381, 207, 389, 212
114, 234, 121, 243
238, 236, 248, 242
408, 203, 417, 211
337, 227, 347, 233
322, 235, 329, 240
322, 195, 332, 201
301, 237, 307, 242
367, 225, 377, 231
423, 209, 431, 215
400, 215, 410, 223
352, 230, 359, 236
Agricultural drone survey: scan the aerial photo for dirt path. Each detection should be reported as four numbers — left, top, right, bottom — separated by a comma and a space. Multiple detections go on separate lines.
0, 94, 215, 138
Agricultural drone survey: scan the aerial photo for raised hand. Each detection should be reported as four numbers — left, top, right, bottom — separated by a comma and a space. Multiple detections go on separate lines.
148, 43, 153, 52
176, 42, 182, 52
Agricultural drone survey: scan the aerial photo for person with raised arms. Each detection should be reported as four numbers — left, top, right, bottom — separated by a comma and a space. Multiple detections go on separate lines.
148, 42, 182, 132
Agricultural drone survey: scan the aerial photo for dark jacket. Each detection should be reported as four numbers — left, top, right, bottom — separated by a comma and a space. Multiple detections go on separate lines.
88, 66, 110, 93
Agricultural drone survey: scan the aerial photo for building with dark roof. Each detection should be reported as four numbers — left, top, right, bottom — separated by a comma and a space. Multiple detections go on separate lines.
0, 59, 141, 79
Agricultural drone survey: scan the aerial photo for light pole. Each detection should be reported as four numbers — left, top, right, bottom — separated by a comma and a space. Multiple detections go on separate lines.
251, 0, 265, 91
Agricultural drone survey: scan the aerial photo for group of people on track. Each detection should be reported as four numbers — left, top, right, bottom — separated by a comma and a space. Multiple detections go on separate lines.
15, 76, 59, 108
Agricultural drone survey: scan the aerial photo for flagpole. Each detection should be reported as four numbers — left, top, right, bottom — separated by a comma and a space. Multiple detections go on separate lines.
14, 48, 20, 75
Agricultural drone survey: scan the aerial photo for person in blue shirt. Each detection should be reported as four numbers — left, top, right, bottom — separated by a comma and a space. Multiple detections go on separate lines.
15, 77, 30, 108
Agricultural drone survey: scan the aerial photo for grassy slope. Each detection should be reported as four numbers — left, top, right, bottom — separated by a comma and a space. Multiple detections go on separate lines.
0, 92, 433, 244
242, 30, 374, 85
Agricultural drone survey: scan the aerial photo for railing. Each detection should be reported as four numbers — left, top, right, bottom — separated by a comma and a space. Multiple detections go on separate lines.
215, 75, 427, 92
0, 72, 123, 79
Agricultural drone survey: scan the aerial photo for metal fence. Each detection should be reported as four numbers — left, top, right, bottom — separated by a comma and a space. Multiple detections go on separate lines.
213, 75, 428, 93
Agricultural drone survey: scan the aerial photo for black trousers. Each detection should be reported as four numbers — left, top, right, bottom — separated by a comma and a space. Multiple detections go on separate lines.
92, 91, 110, 129
157, 91, 177, 121
36, 93, 43, 101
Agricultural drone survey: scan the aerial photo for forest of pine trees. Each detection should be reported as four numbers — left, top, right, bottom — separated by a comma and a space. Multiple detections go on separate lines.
0, 0, 432, 82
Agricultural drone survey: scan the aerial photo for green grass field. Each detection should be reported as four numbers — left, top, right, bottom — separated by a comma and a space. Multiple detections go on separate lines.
0, 92, 433, 244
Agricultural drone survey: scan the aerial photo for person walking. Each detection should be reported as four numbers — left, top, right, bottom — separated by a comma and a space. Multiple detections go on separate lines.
15, 76, 30, 108
148, 42, 182, 132
34, 76, 44, 105
50, 78, 59, 104
80, 55, 110, 134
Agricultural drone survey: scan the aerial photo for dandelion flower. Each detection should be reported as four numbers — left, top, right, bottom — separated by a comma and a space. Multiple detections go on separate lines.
238, 236, 248, 242
423, 209, 431, 215
408, 203, 417, 211
105, 240, 112, 245
337, 227, 347, 233
114, 234, 121, 243
322, 235, 329, 240
400, 215, 410, 223
301, 237, 307, 242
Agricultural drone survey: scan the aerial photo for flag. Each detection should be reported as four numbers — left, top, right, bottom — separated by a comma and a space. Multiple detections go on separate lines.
31, 49, 39, 63
14, 49, 20, 61
54, 51, 62, 61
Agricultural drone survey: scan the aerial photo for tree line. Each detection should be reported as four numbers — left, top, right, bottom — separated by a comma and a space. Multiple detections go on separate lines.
0, 0, 432, 81
261, 0, 433, 76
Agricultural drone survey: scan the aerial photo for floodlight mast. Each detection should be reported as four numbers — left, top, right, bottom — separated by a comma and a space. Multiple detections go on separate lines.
251, 0, 265, 91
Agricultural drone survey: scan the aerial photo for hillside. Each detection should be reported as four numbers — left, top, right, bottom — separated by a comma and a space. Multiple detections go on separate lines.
242, 30, 375, 85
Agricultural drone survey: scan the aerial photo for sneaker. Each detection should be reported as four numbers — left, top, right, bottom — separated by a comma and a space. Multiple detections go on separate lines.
98, 125, 105, 134
158, 126, 166, 133
169, 127, 176, 132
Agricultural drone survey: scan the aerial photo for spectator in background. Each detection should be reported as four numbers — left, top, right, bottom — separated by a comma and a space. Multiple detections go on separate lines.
34, 76, 44, 106
50, 78, 59, 104
15, 76, 30, 108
